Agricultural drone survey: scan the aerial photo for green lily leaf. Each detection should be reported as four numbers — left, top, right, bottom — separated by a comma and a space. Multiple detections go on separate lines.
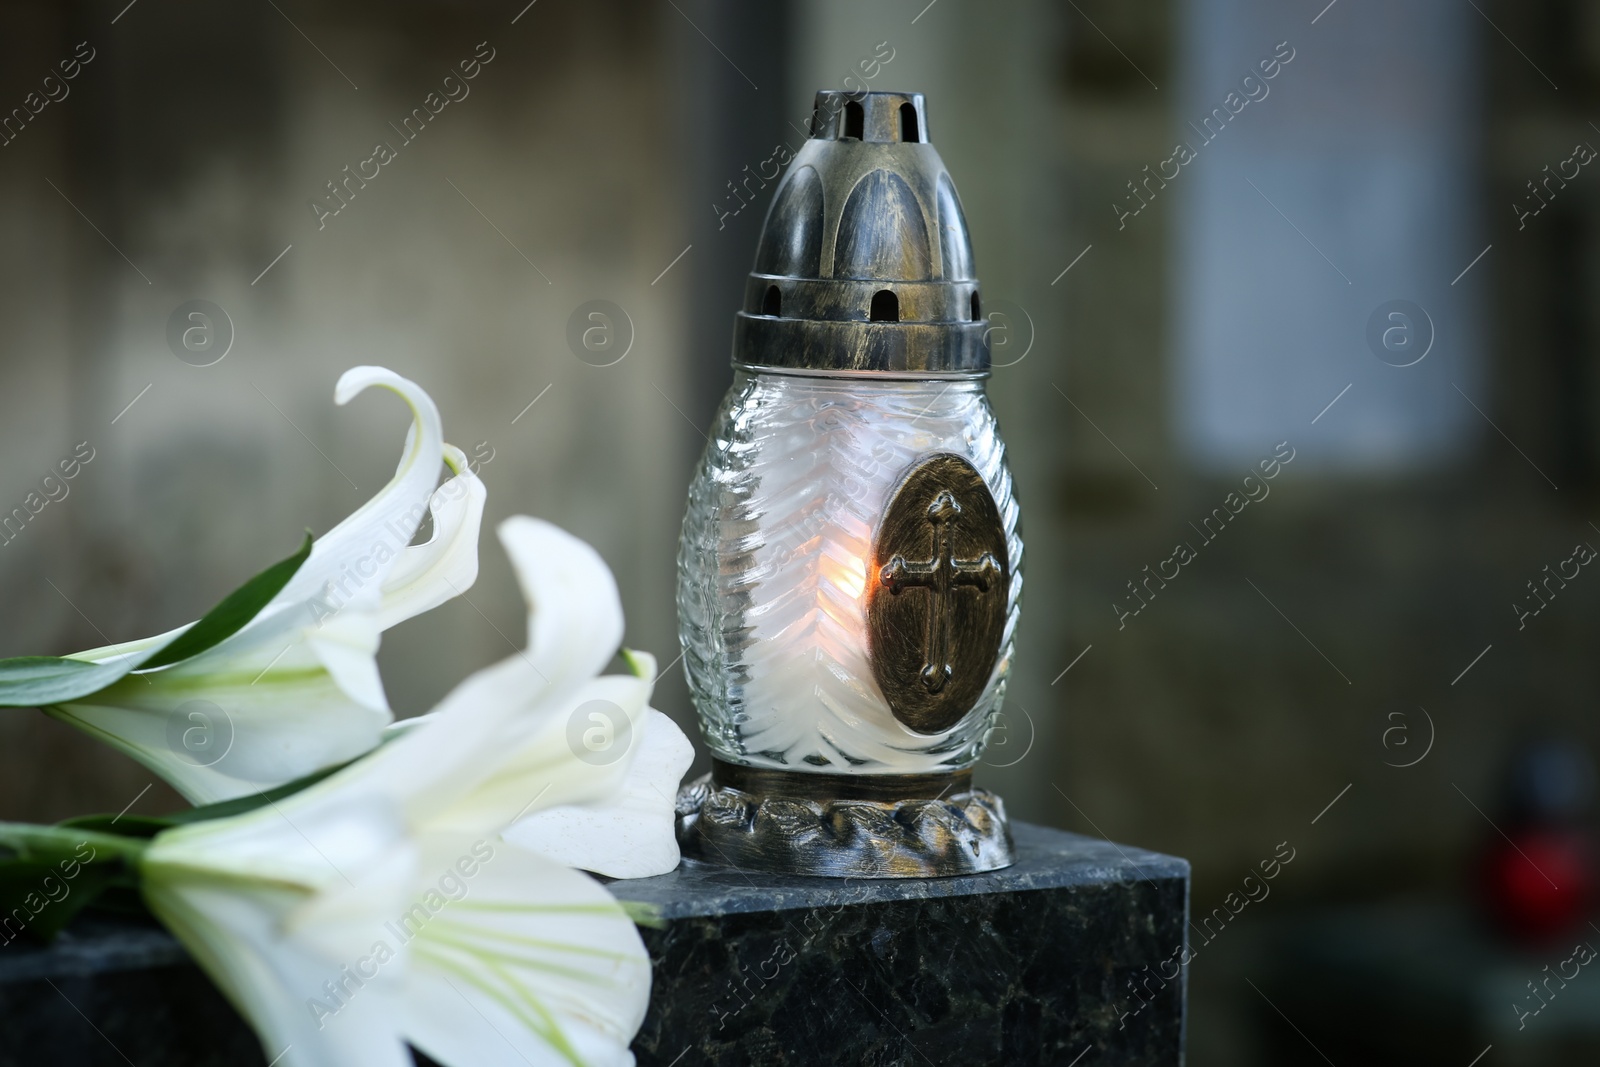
0, 823, 149, 943
0, 657, 134, 708
0, 533, 312, 709
55, 814, 177, 839
139, 532, 313, 670
163, 759, 350, 824
44, 760, 353, 846
0, 859, 124, 942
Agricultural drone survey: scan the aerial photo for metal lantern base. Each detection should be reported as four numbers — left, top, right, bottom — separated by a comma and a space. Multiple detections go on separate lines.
675, 759, 1014, 879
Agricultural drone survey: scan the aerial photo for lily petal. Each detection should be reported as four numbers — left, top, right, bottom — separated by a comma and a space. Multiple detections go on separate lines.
43, 367, 482, 805
503, 708, 694, 879
272, 367, 446, 612
401, 839, 649, 1067
374, 444, 487, 632
352, 518, 646, 837
499, 516, 625, 696
421, 671, 655, 840
134, 512, 683, 1067
48, 601, 388, 806
142, 847, 417, 1067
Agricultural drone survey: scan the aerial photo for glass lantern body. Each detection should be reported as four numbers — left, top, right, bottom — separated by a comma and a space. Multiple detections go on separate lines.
677, 367, 1022, 774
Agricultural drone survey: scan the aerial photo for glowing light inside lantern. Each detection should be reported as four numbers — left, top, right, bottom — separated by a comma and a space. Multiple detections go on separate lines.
678, 373, 1020, 772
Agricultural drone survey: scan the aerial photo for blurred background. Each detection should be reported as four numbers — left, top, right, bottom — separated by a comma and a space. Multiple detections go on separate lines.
2, 0, 1599, 1062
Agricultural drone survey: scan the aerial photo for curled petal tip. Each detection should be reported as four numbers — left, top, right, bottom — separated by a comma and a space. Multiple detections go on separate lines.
441, 443, 472, 477
335, 365, 410, 407
496, 517, 625, 687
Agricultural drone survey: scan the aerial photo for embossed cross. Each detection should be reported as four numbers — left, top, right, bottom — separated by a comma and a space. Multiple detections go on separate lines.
879, 490, 1002, 694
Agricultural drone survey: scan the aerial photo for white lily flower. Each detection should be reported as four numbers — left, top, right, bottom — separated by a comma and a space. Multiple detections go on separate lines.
142, 517, 690, 1067
501, 706, 694, 879
391, 692, 695, 880
385, 655, 694, 881
45, 366, 487, 805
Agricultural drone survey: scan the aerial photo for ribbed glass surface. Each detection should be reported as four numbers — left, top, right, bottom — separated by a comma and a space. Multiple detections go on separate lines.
677, 370, 1022, 773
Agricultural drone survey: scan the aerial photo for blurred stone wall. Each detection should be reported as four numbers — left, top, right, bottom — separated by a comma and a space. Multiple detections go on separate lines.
0, 0, 690, 819
1043, 1, 1600, 1061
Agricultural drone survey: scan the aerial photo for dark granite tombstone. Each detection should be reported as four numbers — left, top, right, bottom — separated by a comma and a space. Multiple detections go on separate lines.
0, 822, 1188, 1066
617, 822, 1189, 1066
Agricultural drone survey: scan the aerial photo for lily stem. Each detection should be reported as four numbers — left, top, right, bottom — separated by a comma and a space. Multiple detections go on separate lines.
0, 821, 149, 866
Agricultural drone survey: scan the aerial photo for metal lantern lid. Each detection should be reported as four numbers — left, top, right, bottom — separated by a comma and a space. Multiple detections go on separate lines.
732, 90, 987, 375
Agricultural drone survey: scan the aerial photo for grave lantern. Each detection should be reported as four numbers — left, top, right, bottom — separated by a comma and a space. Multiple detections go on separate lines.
675, 90, 1023, 877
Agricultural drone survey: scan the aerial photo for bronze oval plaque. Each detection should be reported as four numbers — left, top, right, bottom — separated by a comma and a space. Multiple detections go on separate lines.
868, 452, 1008, 734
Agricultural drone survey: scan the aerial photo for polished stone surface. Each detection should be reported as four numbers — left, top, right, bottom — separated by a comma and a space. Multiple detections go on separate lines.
614, 821, 1190, 1066
0, 822, 1188, 1066
0, 916, 262, 1066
